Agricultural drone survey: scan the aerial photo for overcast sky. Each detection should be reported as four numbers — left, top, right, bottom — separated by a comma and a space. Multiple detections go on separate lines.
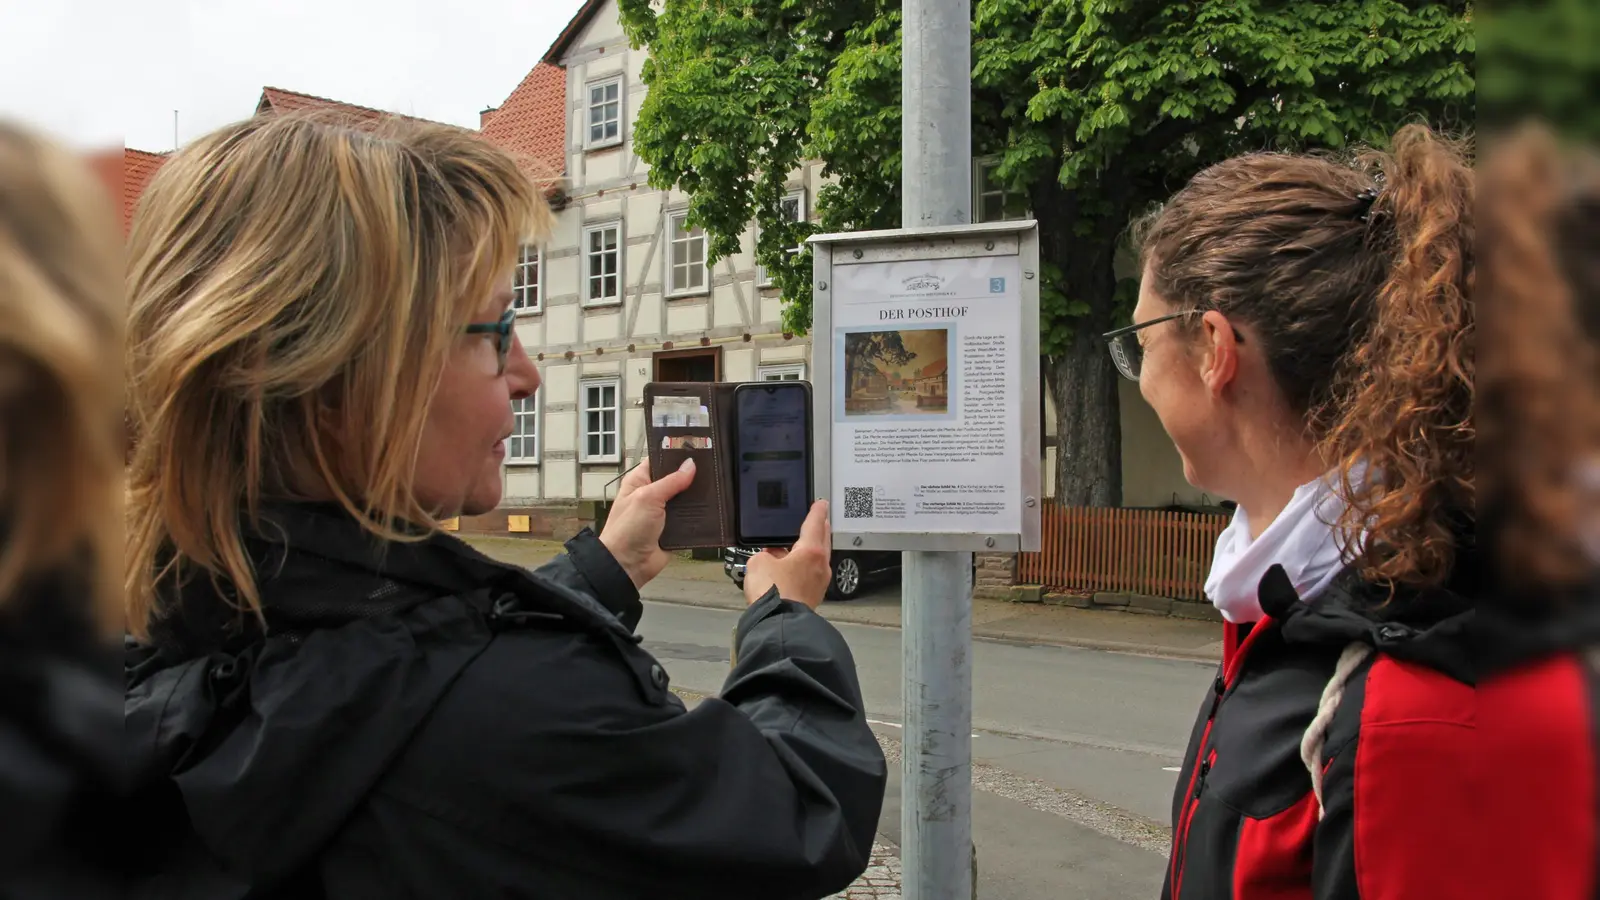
0, 0, 588, 152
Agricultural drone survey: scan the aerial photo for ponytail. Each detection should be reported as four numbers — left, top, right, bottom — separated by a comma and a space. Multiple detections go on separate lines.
1320, 125, 1475, 589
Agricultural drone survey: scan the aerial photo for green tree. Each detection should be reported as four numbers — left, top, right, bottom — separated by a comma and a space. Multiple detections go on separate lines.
1479, 0, 1600, 139
619, 0, 1473, 506
843, 331, 918, 400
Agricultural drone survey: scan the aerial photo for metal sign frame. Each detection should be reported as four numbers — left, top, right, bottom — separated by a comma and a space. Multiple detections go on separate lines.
809, 220, 1042, 554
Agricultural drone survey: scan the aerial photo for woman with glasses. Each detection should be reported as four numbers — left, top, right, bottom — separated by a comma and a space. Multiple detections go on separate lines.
1112, 125, 1477, 899
124, 112, 885, 898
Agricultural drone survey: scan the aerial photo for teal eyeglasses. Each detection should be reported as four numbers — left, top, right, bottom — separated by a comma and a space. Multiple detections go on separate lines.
464, 307, 516, 375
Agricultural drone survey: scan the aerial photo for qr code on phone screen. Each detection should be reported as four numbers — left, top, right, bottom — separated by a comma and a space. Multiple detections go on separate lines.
843, 487, 873, 519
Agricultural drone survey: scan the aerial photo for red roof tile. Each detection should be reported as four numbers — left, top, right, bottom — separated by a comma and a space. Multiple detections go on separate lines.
122, 148, 166, 235
256, 86, 448, 126
478, 62, 567, 182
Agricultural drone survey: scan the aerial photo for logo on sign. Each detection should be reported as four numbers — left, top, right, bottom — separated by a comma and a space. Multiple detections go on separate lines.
902, 275, 944, 291
990, 277, 1006, 293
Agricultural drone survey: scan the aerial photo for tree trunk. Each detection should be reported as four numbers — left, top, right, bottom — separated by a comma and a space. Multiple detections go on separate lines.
1038, 208, 1123, 509
1047, 336, 1122, 508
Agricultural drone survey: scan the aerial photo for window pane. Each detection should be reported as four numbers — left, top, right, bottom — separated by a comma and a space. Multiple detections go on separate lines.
604, 275, 618, 298
689, 265, 704, 288
603, 433, 616, 457
781, 196, 801, 220
587, 433, 601, 457
590, 85, 606, 105
983, 194, 1004, 223
673, 240, 688, 267
606, 82, 619, 102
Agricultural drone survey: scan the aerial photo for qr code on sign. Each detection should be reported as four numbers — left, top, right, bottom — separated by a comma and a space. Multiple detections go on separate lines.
843, 487, 874, 519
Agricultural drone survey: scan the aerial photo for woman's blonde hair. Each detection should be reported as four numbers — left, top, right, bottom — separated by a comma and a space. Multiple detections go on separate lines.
0, 122, 124, 634
125, 111, 550, 640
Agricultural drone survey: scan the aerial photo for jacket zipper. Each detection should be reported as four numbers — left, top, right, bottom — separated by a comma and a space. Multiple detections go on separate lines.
1170, 681, 1222, 899
1171, 624, 1269, 900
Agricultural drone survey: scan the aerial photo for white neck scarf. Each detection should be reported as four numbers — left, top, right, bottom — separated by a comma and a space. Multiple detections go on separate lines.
1204, 473, 1357, 624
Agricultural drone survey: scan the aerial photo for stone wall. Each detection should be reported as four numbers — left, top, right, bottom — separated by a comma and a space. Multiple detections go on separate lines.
972, 553, 1016, 599
458, 502, 596, 542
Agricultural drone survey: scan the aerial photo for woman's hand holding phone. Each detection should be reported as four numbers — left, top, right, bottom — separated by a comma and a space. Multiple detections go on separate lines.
743, 500, 832, 610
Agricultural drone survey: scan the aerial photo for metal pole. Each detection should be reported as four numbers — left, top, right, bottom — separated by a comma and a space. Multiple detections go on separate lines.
901, 0, 973, 897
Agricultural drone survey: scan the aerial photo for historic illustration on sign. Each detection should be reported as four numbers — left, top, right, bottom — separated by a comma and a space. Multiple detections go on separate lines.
841, 326, 952, 418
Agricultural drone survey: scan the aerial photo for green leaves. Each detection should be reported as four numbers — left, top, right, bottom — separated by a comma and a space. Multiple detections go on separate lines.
624, 0, 1474, 338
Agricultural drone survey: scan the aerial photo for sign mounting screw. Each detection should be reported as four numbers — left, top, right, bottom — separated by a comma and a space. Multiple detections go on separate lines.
853, 249, 864, 259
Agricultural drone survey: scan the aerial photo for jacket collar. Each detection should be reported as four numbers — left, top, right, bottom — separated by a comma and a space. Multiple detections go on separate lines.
1259, 550, 1478, 684
146, 502, 567, 660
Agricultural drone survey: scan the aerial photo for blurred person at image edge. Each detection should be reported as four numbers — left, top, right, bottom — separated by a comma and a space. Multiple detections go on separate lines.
0, 123, 126, 896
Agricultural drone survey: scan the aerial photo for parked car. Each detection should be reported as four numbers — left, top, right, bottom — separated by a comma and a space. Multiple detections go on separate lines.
723, 546, 902, 601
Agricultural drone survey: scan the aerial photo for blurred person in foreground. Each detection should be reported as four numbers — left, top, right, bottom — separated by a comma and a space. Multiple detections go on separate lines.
1113, 125, 1476, 898
1477, 124, 1600, 900
123, 112, 885, 899
0, 122, 125, 895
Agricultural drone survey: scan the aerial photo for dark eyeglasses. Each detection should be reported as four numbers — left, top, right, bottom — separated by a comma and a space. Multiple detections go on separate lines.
1101, 311, 1243, 382
464, 307, 516, 375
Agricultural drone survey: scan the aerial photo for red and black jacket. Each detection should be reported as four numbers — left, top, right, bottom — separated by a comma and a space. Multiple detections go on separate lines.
1163, 561, 1475, 900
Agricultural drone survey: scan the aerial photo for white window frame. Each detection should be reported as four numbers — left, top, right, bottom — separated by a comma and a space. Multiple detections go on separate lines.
757, 190, 807, 288
512, 244, 543, 314
507, 391, 540, 464
580, 378, 622, 463
974, 157, 1024, 224
757, 363, 807, 382
583, 222, 623, 307
664, 211, 709, 298
584, 76, 624, 151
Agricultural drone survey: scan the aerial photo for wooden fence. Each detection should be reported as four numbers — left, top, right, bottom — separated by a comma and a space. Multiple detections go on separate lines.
1016, 505, 1231, 601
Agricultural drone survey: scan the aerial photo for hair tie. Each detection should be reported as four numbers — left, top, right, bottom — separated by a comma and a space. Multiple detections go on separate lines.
1355, 187, 1381, 222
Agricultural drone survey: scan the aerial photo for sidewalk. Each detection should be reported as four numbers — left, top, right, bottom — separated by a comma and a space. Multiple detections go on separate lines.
465, 536, 1223, 662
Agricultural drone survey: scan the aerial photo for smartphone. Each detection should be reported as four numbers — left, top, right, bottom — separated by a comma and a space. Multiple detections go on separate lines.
733, 381, 814, 547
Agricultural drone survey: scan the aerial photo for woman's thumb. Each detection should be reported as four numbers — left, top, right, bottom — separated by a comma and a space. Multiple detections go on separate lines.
642, 456, 697, 502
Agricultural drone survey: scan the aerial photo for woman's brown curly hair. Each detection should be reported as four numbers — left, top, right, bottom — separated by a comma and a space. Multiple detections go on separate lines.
1479, 126, 1600, 596
1139, 125, 1474, 590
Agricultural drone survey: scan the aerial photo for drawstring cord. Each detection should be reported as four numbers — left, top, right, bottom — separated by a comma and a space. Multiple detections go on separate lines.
1300, 641, 1373, 819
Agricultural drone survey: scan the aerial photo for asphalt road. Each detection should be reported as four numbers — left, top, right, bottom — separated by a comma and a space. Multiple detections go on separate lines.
637, 599, 1215, 898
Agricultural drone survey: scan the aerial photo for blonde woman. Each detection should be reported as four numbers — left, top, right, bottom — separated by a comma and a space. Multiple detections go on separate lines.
0, 123, 125, 895
124, 113, 884, 899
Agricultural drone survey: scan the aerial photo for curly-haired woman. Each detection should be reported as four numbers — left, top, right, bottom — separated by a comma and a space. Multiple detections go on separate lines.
1105, 125, 1476, 898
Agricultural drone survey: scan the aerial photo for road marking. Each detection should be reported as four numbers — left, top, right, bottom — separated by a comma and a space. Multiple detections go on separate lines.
1162, 766, 1181, 772
867, 719, 978, 738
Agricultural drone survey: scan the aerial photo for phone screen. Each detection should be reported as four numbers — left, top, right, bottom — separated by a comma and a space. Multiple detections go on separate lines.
735, 382, 812, 545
